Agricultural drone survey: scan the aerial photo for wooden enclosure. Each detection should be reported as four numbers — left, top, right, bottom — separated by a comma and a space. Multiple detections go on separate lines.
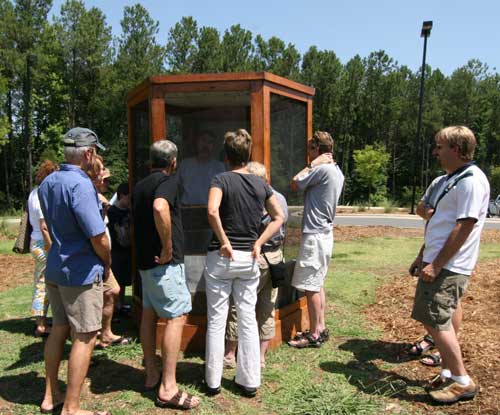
126, 72, 315, 351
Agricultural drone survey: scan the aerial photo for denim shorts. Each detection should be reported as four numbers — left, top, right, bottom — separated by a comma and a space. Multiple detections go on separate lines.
140, 263, 192, 319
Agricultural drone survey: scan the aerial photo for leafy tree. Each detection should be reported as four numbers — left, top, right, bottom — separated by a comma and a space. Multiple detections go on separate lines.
254, 35, 300, 79
192, 26, 222, 73
166, 16, 198, 73
221, 24, 254, 72
489, 166, 500, 197
353, 143, 390, 203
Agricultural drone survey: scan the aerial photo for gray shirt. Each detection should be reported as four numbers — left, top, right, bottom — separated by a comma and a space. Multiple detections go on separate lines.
262, 188, 289, 251
295, 163, 344, 234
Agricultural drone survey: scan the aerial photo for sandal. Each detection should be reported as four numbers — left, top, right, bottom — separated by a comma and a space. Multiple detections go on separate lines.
287, 333, 322, 349
420, 352, 442, 367
155, 390, 200, 410
408, 334, 434, 356
290, 330, 309, 341
96, 336, 132, 349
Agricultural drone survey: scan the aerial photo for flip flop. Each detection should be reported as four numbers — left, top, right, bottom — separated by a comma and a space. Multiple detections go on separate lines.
420, 352, 442, 367
96, 336, 132, 349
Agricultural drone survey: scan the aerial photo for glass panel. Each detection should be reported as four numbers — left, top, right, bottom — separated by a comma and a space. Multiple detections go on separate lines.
130, 100, 150, 185
165, 91, 251, 254
270, 94, 307, 205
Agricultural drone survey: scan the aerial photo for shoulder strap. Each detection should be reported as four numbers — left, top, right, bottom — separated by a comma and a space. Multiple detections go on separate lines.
433, 169, 474, 211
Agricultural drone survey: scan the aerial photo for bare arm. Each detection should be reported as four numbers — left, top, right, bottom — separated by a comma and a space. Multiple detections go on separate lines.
291, 153, 333, 192
153, 198, 172, 264
253, 195, 285, 258
39, 219, 51, 252
207, 187, 233, 260
420, 218, 476, 282
90, 232, 111, 281
416, 201, 434, 221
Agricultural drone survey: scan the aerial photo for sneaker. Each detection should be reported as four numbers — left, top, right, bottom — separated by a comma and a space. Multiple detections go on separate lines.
429, 378, 478, 403
223, 355, 236, 369
424, 374, 448, 392
234, 381, 257, 397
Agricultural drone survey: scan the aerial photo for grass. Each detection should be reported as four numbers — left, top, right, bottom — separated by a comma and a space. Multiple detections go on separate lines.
0, 235, 498, 414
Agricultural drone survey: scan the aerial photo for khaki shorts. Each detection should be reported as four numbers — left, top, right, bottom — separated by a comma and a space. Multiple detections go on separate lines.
411, 267, 469, 331
226, 249, 281, 341
47, 281, 103, 333
103, 269, 120, 292
292, 231, 333, 292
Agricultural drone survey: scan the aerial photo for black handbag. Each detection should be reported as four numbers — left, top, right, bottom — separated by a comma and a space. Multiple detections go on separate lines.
12, 211, 32, 254
263, 252, 288, 288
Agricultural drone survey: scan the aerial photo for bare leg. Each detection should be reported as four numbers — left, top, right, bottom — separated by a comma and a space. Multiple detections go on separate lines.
41, 324, 69, 412
100, 286, 120, 344
140, 307, 160, 388
62, 331, 98, 414
224, 339, 237, 360
425, 324, 467, 376
318, 287, 326, 333
305, 290, 322, 338
260, 340, 270, 365
158, 315, 200, 408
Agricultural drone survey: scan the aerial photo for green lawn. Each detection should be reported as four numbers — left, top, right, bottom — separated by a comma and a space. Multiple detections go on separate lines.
0, 236, 497, 414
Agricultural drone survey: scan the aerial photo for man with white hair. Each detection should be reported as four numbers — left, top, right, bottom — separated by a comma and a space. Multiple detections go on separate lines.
133, 140, 200, 410
38, 127, 111, 415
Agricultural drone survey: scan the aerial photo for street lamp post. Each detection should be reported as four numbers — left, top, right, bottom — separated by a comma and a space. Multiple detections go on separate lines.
410, 20, 433, 214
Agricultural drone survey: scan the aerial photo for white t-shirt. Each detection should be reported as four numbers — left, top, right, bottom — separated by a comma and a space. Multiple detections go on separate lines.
27, 187, 44, 241
178, 157, 225, 205
423, 165, 490, 275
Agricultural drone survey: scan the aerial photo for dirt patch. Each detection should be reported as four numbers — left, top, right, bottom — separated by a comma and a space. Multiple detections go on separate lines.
364, 259, 500, 414
0, 254, 34, 292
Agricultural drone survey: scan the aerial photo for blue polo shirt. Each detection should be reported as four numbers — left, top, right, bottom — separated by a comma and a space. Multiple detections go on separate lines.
38, 164, 106, 286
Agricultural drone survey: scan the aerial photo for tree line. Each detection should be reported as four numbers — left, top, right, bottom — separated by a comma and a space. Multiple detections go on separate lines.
1, 0, 499, 212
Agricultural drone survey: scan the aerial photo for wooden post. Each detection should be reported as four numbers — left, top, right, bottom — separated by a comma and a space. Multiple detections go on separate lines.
250, 81, 271, 174
149, 90, 166, 142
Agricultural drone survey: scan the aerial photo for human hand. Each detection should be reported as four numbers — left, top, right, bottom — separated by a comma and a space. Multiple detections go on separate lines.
420, 262, 441, 282
423, 207, 435, 221
409, 256, 423, 276
311, 153, 333, 167
155, 246, 172, 265
252, 242, 262, 259
219, 243, 234, 260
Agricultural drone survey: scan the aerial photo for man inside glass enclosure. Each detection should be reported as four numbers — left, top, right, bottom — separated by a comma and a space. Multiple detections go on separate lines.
178, 131, 225, 205
288, 131, 344, 349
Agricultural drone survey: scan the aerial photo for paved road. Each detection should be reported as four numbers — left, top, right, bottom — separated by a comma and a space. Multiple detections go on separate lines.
332, 214, 500, 230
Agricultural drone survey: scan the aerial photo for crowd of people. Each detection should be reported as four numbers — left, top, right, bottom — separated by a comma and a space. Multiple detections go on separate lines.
26, 124, 489, 414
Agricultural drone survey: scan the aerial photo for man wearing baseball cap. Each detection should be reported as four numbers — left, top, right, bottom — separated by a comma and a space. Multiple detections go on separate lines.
38, 127, 111, 415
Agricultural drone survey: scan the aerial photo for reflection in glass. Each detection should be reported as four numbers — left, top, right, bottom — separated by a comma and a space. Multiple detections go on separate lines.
270, 94, 307, 205
131, 100, 150, 184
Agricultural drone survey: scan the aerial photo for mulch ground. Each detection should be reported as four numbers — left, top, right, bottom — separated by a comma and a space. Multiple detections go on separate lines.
363, 230, 500, 414
1, 227, 499, 414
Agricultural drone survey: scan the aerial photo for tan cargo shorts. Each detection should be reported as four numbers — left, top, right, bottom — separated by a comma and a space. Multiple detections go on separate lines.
411, 266, 469, 331
47, 280, 103, 333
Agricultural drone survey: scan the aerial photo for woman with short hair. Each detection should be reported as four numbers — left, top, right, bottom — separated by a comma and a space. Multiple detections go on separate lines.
204, 129, 284, 397
28, 160, 58, 337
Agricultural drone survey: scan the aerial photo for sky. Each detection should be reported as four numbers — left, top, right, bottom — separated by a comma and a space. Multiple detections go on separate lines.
50, 0, 500, 76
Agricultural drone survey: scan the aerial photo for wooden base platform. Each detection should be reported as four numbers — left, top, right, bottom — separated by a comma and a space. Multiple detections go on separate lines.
133, 296, 309, 352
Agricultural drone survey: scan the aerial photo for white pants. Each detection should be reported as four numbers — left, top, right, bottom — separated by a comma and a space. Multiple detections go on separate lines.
204, 250, 261, 388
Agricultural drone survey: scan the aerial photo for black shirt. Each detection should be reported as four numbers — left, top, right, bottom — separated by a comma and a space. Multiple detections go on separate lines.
107, 205, 131, 253
133, 171, 183, 270
208, 172, 273, 252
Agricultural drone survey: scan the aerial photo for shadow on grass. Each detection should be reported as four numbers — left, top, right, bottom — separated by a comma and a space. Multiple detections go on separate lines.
321, 338, 446, 406
338, 338, 414, 364
0, 316, 36, 336
88, 358, 206, 395
0, 370, 59, 407
5, 340, 71, 370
